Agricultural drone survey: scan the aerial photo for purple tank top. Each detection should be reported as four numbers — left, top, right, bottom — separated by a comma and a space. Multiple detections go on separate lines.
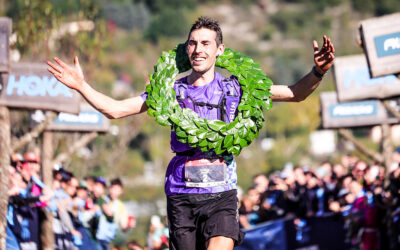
141, 72, 242, 195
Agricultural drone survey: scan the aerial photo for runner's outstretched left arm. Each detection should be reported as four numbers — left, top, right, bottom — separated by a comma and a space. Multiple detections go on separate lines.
270, 36, 335, 102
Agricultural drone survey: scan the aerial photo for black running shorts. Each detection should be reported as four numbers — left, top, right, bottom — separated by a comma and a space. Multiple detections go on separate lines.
167, 189, 245, 250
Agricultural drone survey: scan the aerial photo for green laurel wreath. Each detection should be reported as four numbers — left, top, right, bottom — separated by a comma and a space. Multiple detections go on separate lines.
145, 44, 274, 156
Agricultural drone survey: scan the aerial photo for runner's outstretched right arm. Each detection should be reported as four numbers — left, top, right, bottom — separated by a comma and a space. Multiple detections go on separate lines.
47, 56, 148, 119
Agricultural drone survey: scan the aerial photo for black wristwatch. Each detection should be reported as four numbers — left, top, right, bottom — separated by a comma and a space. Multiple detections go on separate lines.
312, 66, 326, 79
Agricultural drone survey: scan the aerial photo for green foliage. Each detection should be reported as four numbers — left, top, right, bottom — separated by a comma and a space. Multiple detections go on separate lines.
270, 10, 312, 36
270, 49, 309, 85
6, 0, 104, 58
145, 8, 189, 43
231, 0, 259, 5
141, 0, 197, 13
278, 0, 344, 10
374, 0, 400, 15
6, 0, 58, 55
351, 0, 375, 14
308, 0, 344, 11
261, 26, 276, 41
101, 1, 150, 30
351, 0, 400, 15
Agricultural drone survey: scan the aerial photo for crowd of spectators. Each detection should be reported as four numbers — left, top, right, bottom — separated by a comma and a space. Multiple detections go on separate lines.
6, 151, 138, 250
238, 154, 400, 250
6, 149, 400, 250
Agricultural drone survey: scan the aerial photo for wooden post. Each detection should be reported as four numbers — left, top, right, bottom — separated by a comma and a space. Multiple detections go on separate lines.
338, 128, 384, 164
0, 106, 10, 250
381, 123, 393, 174
41, 130, 54, 249
0, 17, 11, 250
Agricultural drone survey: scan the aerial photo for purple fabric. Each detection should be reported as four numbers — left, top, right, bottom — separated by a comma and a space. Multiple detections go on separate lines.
141, 72, 242, 195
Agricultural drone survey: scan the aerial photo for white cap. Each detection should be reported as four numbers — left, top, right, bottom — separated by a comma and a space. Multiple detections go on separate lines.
151, 215, 161, 227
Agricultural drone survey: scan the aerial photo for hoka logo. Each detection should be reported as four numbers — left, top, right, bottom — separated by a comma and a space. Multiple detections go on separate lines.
6, 75, 73, 98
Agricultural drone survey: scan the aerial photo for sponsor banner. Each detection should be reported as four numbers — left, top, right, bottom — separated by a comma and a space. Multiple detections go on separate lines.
235, 216, 349, 250
360, 13, 400, 77
235, 219, 287, 250
333, 55, 400, 102
0, 63, 80, 114
374, 32, 400, 58
320, 92, 399, 128
0, 18, 11, 73
42, 104, 109, 132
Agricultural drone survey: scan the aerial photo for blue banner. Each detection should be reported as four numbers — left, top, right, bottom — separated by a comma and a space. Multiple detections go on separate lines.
236, 216, 350, 250
53, 111, 104, 126
235, 219, 287, 250
374, 32, 400, 58
329, 100, 377, 118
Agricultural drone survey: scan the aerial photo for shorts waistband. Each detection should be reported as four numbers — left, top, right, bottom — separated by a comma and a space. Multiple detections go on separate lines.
167, 189, 237, 202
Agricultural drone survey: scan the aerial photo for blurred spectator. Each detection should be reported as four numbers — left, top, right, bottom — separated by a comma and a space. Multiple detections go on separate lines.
239, 187, 260, 229
109, 178, 130, 230
352, 161, 368, 182
258, 180, 287, 222
127, 239, 144, 250
84, 175, 96, 197
146, 215, 169, 250
252, 174, 269, 195
109, 178, 136, 248
91, 177, 116, 250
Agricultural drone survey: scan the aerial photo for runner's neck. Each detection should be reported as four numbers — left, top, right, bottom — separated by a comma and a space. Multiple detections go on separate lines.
187, 67, 216, 86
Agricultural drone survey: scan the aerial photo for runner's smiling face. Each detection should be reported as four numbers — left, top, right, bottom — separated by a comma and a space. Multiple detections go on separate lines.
186, 28, 225, 74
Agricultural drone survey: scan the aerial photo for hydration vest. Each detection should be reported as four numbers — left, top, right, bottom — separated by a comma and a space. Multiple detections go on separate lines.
175, 77, 241, 123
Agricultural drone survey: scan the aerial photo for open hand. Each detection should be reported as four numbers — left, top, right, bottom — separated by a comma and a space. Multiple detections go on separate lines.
313, 36, 335, 74
47, 56, 85, 91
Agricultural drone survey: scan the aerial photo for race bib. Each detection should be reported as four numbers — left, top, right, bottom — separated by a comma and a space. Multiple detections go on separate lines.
184, 158, 227, 187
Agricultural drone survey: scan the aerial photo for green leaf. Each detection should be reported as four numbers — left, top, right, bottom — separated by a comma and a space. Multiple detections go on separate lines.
188, 135, 199, 144
243, 109, 251, 118
246, 130, 255, 142
253, 90, 269, 100
208, 141, 219, 150
206, 131, 219, 142
208, 120, 226, 131
196, 130, 207, 139
238, 127, 247, 138
176, 130, 187, 138
214, 140, 225, 155
238, 104, 251, 111
186, 128, 197, 135
227, 121, 237, 130
223, 134, 234, 148
255, 80, 269, 91
199, 139, 208, 147
194, 119, 205, 128
200, 146, 208, 152
169, 115, 180, 125
156, 115, 170, 126
214, 146, 225, 155
232, 146, 241, 156
146, 99, 157, 109
147, 108, 155, 117
239, 139, 248, 148
233, 133, 241, 145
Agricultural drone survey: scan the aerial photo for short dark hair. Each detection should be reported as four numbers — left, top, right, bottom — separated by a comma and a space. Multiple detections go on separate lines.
110, 177, 123, 188
188, 16, 223, 46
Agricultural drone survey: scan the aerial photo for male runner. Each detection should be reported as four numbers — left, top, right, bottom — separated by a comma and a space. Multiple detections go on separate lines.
47, 16, 334, 250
